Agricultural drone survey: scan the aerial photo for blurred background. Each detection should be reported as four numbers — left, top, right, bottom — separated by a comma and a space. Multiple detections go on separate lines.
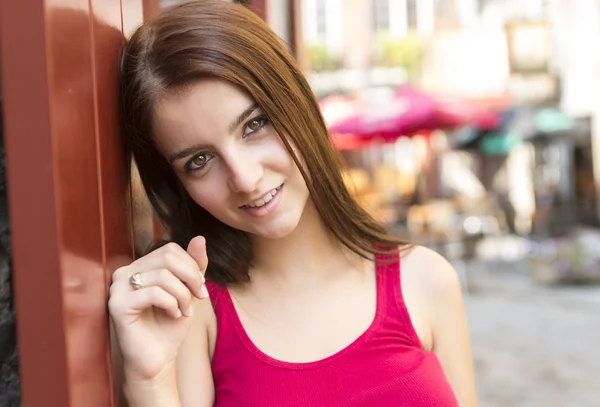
166, 0, 600, 405
162, 1, 600, 406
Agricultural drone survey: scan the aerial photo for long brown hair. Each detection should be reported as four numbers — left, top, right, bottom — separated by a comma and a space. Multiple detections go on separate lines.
120, 0, 408, 285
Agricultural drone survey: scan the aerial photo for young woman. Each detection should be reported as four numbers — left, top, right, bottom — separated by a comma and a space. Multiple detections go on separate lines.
109, 1, 477, 406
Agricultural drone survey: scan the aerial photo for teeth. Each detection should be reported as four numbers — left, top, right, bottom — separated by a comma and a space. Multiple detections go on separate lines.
246, 185, 282, 208
246, 186, 281, 208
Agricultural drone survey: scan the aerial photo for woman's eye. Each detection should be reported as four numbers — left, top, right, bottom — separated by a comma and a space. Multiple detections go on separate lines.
185, 153, 212, 172
243, 117, 268, 136
248, 119, 262, 131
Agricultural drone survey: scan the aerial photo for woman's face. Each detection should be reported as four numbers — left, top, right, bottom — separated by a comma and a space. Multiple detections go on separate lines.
152, 79, 310, 239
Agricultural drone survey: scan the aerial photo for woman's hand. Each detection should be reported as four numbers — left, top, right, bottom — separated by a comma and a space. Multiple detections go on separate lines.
109, 236, 209, 384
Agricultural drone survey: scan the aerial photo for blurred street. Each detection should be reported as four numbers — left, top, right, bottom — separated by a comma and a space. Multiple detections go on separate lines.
462, 258, 600, 407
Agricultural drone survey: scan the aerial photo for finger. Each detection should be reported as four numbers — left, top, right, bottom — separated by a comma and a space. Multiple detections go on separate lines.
123, 242, 200, 278
137, 269, 195, 316
123, 286, 182, 319
186, 236, 209, 299
186, 236, 208, 274
163, 242, 202, 273
118, 245, 205, 299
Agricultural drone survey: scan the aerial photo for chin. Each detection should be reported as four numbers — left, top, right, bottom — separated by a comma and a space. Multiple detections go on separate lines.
249, 218, 301, 240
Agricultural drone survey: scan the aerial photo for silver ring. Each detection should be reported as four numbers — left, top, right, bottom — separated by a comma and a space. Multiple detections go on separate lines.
129, 272, 144, 290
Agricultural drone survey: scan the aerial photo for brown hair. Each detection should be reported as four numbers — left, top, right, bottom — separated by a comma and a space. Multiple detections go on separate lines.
120, 0, 408, 285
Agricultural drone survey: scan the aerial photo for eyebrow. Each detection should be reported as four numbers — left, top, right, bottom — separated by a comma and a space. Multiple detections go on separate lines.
167, 102, 260, 164
228, 102, 259, 134
168, 143, 211, 164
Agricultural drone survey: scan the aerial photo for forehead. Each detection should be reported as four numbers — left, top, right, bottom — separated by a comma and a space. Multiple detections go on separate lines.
152, 79, 255, 149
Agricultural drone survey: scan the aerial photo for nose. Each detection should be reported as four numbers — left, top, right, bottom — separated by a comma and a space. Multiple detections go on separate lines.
225, 148, 263, 194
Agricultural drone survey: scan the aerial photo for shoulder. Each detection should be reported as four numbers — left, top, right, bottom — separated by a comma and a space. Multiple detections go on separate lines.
400, 244, 462, 299
401, 246, 477, 405
398, 245, 464, 350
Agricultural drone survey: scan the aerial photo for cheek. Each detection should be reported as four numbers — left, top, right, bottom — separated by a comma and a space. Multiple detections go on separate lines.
274, 134, 306, 172
180, 178, 224, 212
282, 142, 310, 183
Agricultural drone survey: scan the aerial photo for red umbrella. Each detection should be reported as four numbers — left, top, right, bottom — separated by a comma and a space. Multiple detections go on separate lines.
320, 94, 383, 150
327, 86, 500, 145
328, 86, 433, 140
434, 97, 501, 131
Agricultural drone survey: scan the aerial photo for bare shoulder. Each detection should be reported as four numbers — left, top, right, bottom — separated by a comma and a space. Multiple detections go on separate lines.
400, 244, 462, 297
398, 245, 464, 351
401, 246, 477, 406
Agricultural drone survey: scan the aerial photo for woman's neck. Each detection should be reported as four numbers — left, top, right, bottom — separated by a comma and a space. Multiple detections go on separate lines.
248, 200, 358, 286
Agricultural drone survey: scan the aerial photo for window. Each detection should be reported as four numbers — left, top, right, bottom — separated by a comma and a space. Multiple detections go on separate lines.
407, 0, 418, 29
316, 0, 327, 37
301, 0, 343, 57
374, 0, 391, 33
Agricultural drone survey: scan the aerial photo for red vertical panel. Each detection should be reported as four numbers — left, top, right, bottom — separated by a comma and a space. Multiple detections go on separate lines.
288, 0, 298, 53
89, 0, 131, 280
1, 0, 71, 405
89, 0, 132, 406
44, 3, 115, 406
288, 0, 305, 64
291, 0, 308, 71
248, 0, 267, 20
3, 0, 139, 405
143, 0, 159, 21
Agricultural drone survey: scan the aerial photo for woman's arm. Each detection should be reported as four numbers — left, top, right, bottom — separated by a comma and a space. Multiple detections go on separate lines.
403, 246, 478, 406
109, 238, 215, 407
175, 297, 216, 407
111, 322, 184, 407
112, 297, 215, 407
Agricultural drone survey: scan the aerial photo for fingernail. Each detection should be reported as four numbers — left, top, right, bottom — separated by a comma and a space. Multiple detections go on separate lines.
175, 309, 182, 318
200, 285, 209, 299
185, 305, 193, 317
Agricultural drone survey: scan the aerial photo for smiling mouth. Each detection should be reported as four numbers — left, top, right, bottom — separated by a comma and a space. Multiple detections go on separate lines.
243, 184, 283, 208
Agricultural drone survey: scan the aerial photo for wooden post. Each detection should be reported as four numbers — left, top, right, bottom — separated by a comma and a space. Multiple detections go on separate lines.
1, 0, 144, 405
248, 0, 267, 21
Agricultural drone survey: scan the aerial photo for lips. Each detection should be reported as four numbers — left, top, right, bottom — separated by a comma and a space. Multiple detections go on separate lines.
242, 184, 283, 208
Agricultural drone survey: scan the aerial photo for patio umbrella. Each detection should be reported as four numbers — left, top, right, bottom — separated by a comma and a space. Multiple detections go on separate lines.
435, 97, 501, 132
327, 85, 500, 148
329, 86, 439, 140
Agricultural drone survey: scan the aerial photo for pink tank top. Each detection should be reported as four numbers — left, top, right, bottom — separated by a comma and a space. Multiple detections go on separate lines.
206, 253, 458, 406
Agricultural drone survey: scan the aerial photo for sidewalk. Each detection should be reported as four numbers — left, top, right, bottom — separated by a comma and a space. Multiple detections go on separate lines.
461, 258, 600, 306
461, 259, 600, 407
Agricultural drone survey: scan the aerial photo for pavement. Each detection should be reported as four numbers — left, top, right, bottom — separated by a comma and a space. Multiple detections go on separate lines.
459, 259, 600, 407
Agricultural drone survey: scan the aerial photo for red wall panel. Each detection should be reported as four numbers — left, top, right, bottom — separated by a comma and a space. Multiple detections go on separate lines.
1, 0, 146, 405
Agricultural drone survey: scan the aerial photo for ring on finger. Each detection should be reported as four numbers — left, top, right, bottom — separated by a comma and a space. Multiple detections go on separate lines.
129, 272, 144, 291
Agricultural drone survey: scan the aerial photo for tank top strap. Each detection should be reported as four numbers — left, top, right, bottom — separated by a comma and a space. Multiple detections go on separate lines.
205, 280, 228, 315
375, 248, 423, 348
374, 250, 399, 318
